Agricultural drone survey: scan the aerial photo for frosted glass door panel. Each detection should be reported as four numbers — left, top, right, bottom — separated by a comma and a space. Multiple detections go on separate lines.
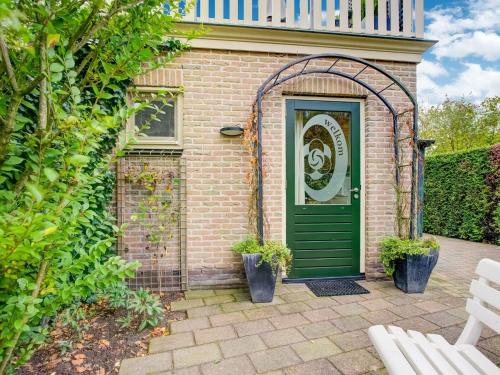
295, 110, 352, 205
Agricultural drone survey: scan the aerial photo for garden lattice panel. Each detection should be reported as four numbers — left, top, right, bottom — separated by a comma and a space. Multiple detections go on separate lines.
116, 155, 186, 291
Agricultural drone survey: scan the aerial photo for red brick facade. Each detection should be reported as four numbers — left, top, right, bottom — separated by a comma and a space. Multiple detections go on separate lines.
118, 49, 417, 289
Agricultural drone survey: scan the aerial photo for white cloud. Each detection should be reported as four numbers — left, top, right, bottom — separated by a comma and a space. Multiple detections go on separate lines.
419, 0, 500, 106
425, 9, 463, 41
426, 0, 500, 61
443, 63, 500, 98
417, 73, 444, 107
433, 31, 500, 62
466, 0, 500, 30
417, 60, 448, 78
418, 63, 500, 107
426, 0, 500, 36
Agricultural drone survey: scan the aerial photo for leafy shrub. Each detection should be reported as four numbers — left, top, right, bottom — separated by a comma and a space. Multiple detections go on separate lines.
419, 97, 500, 155
424, 145, 499, 244
101, 283, 164, 331
232, 236, 293, 273
232, 236, 261, 255
486, 144, 500, 244
0, 1, 191, 372
379, 237, 439, 276
59, 303, 90, 338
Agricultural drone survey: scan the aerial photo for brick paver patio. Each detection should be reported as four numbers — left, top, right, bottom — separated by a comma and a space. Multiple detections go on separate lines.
119, 236, 500, 374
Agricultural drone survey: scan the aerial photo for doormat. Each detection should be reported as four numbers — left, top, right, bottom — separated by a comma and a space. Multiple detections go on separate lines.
305, 279, 370, 297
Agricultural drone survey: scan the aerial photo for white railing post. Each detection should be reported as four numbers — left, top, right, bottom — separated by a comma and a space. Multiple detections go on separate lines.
365, 0, 374, 33
415, 0, 424, 37
390, 0, 399, 35
200, 0, 209, 21
352, 0, 361, 32
244, 0, 252, 24
272, 0, 281, 26
259, 0, 267, 25
230, 0, 238, 23
313, 0, 322, 29
339, 0, 348, 31
286, 0, 295, 27
403, 0, 411, 36
300, 0, 309, 28
378, 0, 387, 34
326, 0, 336, 31
214, 0, 223, 21
184, 0, 196, 21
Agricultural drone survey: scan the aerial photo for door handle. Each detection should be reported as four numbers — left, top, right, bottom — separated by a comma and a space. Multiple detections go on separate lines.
350, 187, 360, 193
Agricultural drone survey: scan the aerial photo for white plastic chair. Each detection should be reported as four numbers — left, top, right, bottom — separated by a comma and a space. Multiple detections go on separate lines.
368, 258, 500, 375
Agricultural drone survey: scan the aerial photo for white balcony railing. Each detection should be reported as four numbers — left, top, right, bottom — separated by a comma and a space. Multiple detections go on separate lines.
183, 0, 424, 38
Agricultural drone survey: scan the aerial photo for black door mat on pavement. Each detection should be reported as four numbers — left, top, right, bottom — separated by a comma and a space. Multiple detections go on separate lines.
305, 279, 370, 297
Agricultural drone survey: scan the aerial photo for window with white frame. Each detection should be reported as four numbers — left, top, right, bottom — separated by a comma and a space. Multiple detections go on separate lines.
127, 88, 182, 148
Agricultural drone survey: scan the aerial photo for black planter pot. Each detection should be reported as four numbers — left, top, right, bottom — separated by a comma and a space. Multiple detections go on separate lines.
392, 249, 439, 293
242, 253, 278, 303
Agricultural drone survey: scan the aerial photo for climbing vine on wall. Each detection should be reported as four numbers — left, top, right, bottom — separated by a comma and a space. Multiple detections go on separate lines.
393, 109, 417, 240
124, 160, 178, 252
243, 106, 270, 239
243, 107, 259, 236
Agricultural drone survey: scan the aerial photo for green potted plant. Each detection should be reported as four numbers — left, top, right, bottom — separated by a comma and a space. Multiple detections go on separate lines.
232, 236, 292, 303
379, 237, 439, 293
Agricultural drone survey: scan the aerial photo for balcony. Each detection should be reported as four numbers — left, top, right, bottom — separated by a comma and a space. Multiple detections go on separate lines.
182, 0, 425, 39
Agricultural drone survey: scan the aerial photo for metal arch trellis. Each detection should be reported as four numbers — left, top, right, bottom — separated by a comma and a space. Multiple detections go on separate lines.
254, 53, 419, 243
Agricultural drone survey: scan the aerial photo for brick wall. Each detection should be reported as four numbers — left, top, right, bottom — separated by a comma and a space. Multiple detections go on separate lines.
119, 49, 417, 288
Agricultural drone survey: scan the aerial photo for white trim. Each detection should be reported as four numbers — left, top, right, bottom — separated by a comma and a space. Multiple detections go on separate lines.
174, 24, 436, 63
125, 87, 183, 150
282, 95, 366, 274
360, 99, 365, 273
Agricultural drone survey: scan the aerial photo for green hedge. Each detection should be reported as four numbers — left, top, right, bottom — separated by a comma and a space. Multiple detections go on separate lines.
424, 144, 500, 244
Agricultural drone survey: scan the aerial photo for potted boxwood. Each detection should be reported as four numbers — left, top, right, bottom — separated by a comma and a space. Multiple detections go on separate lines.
379, 237, 440, 293
232, 236, 292, 303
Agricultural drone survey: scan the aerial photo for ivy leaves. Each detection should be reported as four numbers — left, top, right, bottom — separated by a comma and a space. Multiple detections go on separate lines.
43, 167, 59, 183
25, 183, 43, 203
0, 0, 188, 372
68, 154, 90, 166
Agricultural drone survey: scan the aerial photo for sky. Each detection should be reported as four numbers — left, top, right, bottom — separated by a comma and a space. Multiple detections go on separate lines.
418, 0, 500, 107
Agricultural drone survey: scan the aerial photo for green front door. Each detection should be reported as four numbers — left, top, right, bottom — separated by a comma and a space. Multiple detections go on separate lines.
286, 100, 361, 279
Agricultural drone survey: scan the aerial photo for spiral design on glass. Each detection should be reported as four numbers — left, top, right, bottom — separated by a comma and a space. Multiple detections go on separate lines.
308, 148, 325, 169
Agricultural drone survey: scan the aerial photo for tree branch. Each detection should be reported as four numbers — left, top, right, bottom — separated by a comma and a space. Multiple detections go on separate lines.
0, 95, 21, 162
20, 75, 44, 96
0, 35, 19, 93
68, 2, 101, 53
75, 48, 96, 76
71, 0, 144, 54
0, 260, 48, 375
38, 3, 49, 132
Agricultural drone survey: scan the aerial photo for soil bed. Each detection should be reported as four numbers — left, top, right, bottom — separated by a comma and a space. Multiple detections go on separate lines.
17, 292, 185, 375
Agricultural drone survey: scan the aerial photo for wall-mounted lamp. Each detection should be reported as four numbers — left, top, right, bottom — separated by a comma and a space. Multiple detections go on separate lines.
220, 126, 244, 136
